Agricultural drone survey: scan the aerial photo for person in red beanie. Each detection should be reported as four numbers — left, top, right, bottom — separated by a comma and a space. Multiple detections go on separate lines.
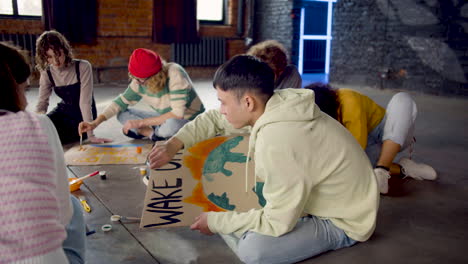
79, 48, 205, 141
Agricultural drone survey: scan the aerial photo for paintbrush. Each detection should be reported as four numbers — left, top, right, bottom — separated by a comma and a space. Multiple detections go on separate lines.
69, 171, 99, 185
79, 134, 83, 150
110, 215, 141, 222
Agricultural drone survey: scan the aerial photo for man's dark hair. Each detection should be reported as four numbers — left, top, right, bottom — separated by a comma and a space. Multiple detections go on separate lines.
304, 82, 340, 121
213, 55, 275, 100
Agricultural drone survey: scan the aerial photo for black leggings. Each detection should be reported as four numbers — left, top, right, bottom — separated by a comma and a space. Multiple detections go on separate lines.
47, 107, 86, 144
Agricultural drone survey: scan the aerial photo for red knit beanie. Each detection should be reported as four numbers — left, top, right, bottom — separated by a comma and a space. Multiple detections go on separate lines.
128, 48, 162, 78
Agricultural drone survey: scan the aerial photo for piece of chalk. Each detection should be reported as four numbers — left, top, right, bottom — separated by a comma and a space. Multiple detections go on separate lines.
136, 146, 142, 154
99, 171, 107, 180
110, 215, 121, 222
110, 214, 141, 222
139, 167, 147, 176
101, 224, 112, 232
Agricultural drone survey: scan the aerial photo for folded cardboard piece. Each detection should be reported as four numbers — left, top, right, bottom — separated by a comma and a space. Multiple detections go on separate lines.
140, 134, 263, 229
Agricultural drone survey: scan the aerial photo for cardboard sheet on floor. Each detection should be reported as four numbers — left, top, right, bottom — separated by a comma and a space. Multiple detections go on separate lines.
140, 134, 263, 229
64, 143, 153, 165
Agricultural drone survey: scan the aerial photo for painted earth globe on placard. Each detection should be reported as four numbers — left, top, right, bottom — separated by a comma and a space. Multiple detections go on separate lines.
183, 135, 265, 213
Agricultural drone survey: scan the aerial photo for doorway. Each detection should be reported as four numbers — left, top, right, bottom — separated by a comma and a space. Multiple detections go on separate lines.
292, 0, 336, 84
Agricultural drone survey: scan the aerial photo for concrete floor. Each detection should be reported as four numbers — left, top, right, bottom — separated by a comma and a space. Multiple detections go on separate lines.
25, 80, 468, 263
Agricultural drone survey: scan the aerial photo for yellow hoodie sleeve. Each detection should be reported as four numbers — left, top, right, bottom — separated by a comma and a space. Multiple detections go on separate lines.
340, 105, 368, 149
337, 89, 386, 149
338, 91, 369, 149
207, 133, 312, 237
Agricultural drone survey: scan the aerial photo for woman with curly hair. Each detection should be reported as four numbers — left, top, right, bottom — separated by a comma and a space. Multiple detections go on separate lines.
305, 83, 437, 194
79, 48, 205, 141
247, 40, 302, 89
35, 30, 106, 144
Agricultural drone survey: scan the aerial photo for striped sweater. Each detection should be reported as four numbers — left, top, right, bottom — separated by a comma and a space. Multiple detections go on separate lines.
101, 62, 205, 121
0, 111, 71, 264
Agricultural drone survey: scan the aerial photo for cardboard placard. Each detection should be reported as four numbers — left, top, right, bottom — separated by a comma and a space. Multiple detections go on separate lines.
64, 143, 152, 165
140, 135, 264, 229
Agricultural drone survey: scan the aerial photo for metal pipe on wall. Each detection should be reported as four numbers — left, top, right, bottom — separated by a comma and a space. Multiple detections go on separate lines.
237, 0, 245, 37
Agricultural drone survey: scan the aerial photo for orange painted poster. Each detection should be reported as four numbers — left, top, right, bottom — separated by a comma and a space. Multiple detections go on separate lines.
64, 143, 153, 165
140, 134, 264, 229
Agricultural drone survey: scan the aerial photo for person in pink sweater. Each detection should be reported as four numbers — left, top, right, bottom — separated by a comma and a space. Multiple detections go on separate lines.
0, 42, 85, 264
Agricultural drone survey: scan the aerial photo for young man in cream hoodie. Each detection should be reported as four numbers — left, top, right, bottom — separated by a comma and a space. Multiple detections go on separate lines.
148, 55, 379, 263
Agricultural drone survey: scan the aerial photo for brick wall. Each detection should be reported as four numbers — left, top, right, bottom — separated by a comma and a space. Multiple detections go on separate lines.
0, 18, 43, 33
3, 1, 467, 95
0, 0, 249, 83
253, 0, 294, 58
330, 0, 468, 96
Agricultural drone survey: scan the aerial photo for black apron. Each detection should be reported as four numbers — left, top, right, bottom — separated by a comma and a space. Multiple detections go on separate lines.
46, 60, 97, 144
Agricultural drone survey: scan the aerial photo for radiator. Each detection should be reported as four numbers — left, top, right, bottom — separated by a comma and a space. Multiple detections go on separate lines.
0, 32, 38, 67
171, 37, 226, 66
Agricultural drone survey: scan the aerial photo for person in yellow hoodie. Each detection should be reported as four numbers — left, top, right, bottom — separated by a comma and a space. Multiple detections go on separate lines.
304, 83, 437, 194
148, 55, 379, 264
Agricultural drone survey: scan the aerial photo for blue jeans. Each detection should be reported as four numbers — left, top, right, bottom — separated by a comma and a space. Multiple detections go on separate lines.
63, 196, 86, 264
117, 109, 189, 139
222, 215, 357, 264
366, 92, 417, 165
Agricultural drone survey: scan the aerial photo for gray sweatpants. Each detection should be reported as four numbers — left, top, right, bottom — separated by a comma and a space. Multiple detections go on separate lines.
365, 92, 417, 165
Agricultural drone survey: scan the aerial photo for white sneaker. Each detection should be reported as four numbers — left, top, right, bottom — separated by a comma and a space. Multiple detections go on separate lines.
398, 158, 437, 181
374, 168, 390, 194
